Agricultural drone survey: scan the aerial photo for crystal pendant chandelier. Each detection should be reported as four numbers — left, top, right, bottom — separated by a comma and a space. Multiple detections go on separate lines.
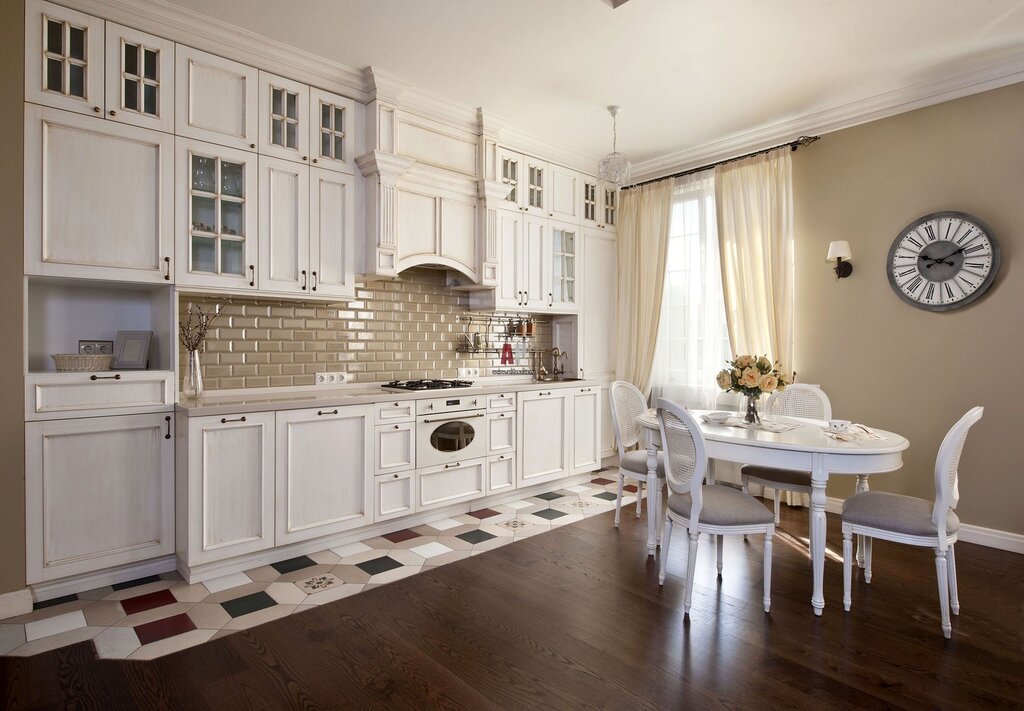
597, 105, 631, 187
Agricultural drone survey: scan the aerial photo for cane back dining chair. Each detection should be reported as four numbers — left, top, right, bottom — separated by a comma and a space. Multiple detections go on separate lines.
656, 399, 775, 615
741, 384, 832, 537
608, 381, 665, 527
842, 406, 983, 638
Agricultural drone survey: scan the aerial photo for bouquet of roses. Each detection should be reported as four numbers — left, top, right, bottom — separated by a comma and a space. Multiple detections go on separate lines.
715, 355, 791, 398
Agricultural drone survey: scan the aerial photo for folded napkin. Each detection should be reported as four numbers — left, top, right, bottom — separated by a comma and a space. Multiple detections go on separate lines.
821, 424, 882, 441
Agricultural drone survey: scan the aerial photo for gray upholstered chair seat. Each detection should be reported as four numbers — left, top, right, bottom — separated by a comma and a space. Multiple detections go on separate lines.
741, 465, 812, 488
619, 450, 665, 476
842, 491, 960, 536
667, 485, 774, 526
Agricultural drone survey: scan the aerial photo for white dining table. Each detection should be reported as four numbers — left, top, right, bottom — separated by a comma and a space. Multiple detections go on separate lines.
635, 409, 909, 616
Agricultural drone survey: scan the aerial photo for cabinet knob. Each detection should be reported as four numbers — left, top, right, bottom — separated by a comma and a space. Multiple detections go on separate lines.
312, 158, 318, 164
108, 110, 116, 117
302, 155, 308, 161
394, 424, 400, 429
250, 143, 256, 149
393, 474, 399, 479
92, 106, 101, 113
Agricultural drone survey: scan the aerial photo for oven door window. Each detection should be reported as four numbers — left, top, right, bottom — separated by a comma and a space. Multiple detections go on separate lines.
429, 421, 476, 453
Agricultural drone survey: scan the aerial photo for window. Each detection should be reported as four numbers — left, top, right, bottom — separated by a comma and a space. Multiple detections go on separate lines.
651, 171, 731, 409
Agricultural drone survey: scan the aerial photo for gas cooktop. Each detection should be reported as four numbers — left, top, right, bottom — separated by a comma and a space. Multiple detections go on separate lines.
382, 379, 475, 391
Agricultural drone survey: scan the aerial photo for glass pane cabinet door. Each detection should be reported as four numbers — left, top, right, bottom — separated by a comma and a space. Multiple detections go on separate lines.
550, 226, 577, 309
604, 187, 618, 227
259, 72, 308, 161
309, 88, 357, 174
105, 23, 175, 132
27, 0, 104, 115
583, 181, 598, 224
528, 165, 545, 210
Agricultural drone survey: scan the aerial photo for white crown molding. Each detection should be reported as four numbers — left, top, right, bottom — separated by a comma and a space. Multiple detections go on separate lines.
62, 0, 369, 101
485, 108, 602, 175
631, 54, 1024, 184
366, 67, 480, 134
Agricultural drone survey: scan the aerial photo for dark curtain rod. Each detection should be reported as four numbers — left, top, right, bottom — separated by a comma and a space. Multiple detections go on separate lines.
621, 135, 821, 191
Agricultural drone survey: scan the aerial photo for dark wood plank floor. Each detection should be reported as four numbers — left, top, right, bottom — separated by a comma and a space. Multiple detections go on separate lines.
3, 504, 1022, 710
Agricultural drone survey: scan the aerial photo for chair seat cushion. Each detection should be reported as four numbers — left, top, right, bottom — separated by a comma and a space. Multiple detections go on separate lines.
619, 450, 665, 476
842, 491, 960, 536
741, 465, 812, 489
667, 485, 774, 526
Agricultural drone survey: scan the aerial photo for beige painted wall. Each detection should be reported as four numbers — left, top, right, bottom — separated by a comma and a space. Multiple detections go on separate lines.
793, 81, 1023, 534
1, 4, 26, 595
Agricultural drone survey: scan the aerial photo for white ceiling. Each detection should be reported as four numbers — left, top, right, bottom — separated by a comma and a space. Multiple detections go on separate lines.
164, 0, 1024, 173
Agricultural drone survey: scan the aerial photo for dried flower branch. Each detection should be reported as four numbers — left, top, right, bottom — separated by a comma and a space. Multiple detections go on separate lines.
179, 304, 220, 352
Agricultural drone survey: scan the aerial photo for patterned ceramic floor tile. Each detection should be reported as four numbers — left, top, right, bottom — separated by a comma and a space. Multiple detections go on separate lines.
24, 610, 87, 642
467, 508, 501, 519
112, 575, 162, 591
308, 550, 341, 565
8, 626, 102, 657
32, 594, 78, 611
245, 564, 285, 582
330, 541, 373, 558
275, 564, 335, 584
265, 582, 308, 605
329, 565, 373, 584
566, 485, 593, 493
168, 581, 212, 603
82, 600, 126, 627
221, 591, 277, 619
270, 556, 317, 575
303, 583, 364, 606
121, 589, 177, 616
456, 529, 496, 545
133, 612, 197, 646
223, 603, 297, 631
128, 629, 216, 660
502, 500, 535, 510
382, 528, 421, 544
425, 517, 463, 531
356, 555, 403, 576
202, 572, 253, 594
295, 573, 343, 594
115, 602, 195, 629
409, 541, 453, 559
0, 625, 26, 654
369, 565, 421, 585
203, 582, 271, 605
93, 626, 141, 659
186, 603, 231, 631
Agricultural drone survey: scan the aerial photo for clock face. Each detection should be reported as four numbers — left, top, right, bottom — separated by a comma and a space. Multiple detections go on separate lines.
887, 211, 1001, 311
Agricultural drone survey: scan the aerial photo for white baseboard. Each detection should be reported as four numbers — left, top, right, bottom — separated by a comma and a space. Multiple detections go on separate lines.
957, 524, 1024, 554
0, 588, 33, 619
30, 556, 179, 603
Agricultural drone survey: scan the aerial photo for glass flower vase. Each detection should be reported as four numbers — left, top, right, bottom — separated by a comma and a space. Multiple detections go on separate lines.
744, 394, 761, 424
183, 349, 203, 399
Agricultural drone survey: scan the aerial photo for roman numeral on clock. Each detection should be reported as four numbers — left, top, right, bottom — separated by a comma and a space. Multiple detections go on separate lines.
924, 224, 937, 241
904, 235, 923, 249
924, 282, 935, 301
906, 275, 923, 294
963, 244, 987, 255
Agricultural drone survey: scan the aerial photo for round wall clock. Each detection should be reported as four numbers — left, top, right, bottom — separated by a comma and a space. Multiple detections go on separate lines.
886, 211, 1001, 311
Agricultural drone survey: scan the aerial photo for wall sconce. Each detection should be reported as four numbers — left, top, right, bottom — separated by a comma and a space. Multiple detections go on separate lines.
827, 240, 853, 279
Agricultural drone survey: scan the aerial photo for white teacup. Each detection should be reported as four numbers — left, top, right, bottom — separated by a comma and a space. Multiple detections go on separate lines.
828, 419, 852, 433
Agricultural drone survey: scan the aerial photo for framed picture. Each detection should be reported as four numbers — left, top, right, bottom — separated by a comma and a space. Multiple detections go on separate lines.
113, 330, 152, 370
78, 340, 114, 355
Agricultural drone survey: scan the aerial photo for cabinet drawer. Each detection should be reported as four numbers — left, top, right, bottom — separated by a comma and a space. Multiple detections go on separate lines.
486, 392, 516, 412
418, 458, 486, 510
487, 412, 515, 454
488, 453, 515, 493
374, 471, 416, 521
375, 399, 415, 423
27, 371, 174, 420
375, 422, 415, 474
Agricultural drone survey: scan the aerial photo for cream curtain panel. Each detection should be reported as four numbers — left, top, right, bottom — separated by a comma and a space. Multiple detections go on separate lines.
615, 178, 675, 393
715, 148, 795, 375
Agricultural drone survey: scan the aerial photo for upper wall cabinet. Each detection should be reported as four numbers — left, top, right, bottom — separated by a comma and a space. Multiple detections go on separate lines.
581, 177, 618, 231
549, 164, 580, 223
175, 46, 258, 151
258, 71, 309, 163
25, 105, 174, 283
310, 87, 357, 174
26, 2, 175, 133
498, 149, 549, 216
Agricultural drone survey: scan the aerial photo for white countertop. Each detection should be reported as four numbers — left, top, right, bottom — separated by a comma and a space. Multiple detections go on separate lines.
175, 377, 602, 417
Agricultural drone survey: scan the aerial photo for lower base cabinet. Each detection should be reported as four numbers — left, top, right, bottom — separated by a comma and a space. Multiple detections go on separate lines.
418, 459, 486, 510
517, 389, 573, 487
488, 453, 515, 492
26, 412, 174, 583
572, 386, 602, 474
374, 470, 416, 521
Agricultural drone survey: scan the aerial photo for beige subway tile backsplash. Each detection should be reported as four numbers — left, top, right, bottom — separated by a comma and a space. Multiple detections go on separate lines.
179, 268, 553, 392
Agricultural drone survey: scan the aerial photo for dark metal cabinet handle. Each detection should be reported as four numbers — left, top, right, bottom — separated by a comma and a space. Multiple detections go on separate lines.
538, 391, 551, 396
164, 416, 172, 439
393, 424, 400, 429
498, 455, 505, 460
90, 374, 121, 381
581, 388, 592, 393
497, 413, 506, 418
548, 292, 553, 307
163, 256, 171, 280
311, 271, 318, 292
301, 270, 307, 291
221, 416, 247, 423
444, 462, 461, 469
317, 409, 339, 416
248, 265, 255, 287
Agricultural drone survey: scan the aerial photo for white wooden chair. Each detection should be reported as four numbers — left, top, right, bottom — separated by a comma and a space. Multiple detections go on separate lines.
656, 398, 775, 615
741, 384, 832, 531
842, 406, 983, 639
608, 381, 665, 527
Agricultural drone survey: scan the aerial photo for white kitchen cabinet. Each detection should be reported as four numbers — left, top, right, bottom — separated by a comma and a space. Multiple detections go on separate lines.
259, 71, 309, 163
25, 0, 105, 116
175, 46, 258, 151
309, 167, 356, 298
581, 177, 618, 231
175, 137, 259, 289
548, 164, 580, 222
309, 87, 357, 174
522, 215, 547, 307
517, 389, 572, 487
104, 23, 175, 133
26, 413, 173, 584
374, 470, 416, 521
571, 386, 602, 474
418, 459, 486, 510
523, 155, 549, 216
496, 145, 524, 211
600, 383, 616, 460
375, 421, 415, 474
486, 392, 516, 413
375, 399, 415, 423
26, 370, 174, 420
275, 405, 373, 545
546, 220, 579, 312
487, 412, 515, 455
488, 453, 515, 493
578, 229, 617, 379
183, 412, 275, 566
24, 105, 174, 283
258, 155, 309, 293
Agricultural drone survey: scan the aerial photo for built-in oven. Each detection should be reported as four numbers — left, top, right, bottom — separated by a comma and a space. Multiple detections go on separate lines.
416, 395, 487, 467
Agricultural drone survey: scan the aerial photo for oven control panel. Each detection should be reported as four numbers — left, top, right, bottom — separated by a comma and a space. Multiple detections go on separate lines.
416, 396, 483, 416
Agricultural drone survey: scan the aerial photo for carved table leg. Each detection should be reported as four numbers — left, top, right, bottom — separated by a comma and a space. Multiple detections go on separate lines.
855, 474, 870, 568
810, 454, 828, 616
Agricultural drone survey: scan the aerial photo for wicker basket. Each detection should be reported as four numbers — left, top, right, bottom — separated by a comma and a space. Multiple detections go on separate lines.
51, 354, 115, 372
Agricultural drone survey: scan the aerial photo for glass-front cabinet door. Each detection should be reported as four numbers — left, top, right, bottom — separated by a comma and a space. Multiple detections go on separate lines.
26, 0, 105, 116
524, 156, 548, 214
259, 71, 309, 163
547, 222, 578, 312
603, 185, 618, 229
104, 23, 174, 132
581, 178, 600, 228
495, 146, 523, 210
175, 138, 258, 289
310, 88, 357, 175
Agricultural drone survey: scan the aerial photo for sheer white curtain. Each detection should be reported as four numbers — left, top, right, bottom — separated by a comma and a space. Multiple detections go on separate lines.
651, 170, 732, 410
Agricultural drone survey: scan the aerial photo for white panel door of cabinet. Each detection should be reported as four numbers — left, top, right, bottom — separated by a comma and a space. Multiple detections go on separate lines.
488, 454, 515, 493
259, 71, 309, 162
522, 215, 547, 308
486, 392, 516, 413
494, 209, 524, 309
25, 105, 174, 283
440, 197, 477, 274
579, 229, 617, 379
25, 0, 105, 116
601, 183, 619, 231
104, 23, 174, 132
374, 471, 416, 521
549, 165, 580, 222
375, 422, 415, 474
309, 87, 357, 174
517, 389, 572, 487
523, 156, 548, 216
546, 220, 579, 312
258, 156, 309, 294
275, 406, 373, 545
185, 412, 275, 566
175, 137, 259, 289
175, 46, 258, 151
26, 412, 173, 583
496, 146, 524, 210
418, 460, 486, 510
309, 167, 356, 298
572, 387, 602, 474
580, 177, 601, 229
487, 412, 515, 455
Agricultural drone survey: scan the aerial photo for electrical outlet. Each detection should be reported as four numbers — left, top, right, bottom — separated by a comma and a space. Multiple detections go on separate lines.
457, 367, 480, 378
315, 372, 337, 385
336, 372, 352, 384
